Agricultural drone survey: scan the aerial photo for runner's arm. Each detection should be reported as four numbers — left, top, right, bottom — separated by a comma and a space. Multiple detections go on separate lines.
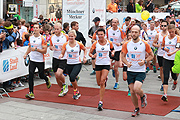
152, 34, 159, 48
23, 44, 31, 59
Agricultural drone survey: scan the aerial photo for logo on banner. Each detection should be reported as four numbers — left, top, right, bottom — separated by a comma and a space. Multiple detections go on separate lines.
2, 57, 18, 73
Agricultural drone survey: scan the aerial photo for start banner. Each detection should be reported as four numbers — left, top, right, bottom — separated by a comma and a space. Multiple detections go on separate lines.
0, 47, 53, 83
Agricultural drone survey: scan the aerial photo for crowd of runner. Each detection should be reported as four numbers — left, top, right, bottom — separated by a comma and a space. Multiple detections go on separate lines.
0, 14, 180, 117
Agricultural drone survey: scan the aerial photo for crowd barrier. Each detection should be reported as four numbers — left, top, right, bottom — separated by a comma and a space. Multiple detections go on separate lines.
0, 46, 53, 83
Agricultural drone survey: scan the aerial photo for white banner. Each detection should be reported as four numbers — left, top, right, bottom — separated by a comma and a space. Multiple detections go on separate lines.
33, 4, 39, 18
0, 47, 53, 83
89, 0, 106, 27
106, 13, 170, 28
0, 0, 3, 19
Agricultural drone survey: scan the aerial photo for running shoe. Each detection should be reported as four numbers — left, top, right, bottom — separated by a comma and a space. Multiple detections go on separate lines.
128, 90, 131, 96
90, 70, 96, 75
112, 69, 115, 77
141, 94, 147, 108
113, 83, 119, 89
63, 84, 68, 95
25, 92, 35, 99
63, 73, 67, 77
153, 65, 157, 73
146, 67, 150, 73
98, 102, 103, 111
157, 67, 160, 70
131, 108, 140, 117
58, 90, 64, 97
160, 85, 164, 91
161, 94, 168, 102
172, 81, 177, 90
18, 82, 24, 87
73, 90, 81, 100
11, 82, 18, 88
46, 76, 51, 89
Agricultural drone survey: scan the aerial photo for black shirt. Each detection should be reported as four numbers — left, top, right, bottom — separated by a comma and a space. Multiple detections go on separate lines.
145, 1, 154, 12
75, 31, 86, 46
127, 2, 135, 13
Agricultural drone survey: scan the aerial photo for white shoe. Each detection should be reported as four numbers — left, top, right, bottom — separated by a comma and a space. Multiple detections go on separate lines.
11, 83, 18, 88
63, 84, 68, 95
18, 82, 24, 87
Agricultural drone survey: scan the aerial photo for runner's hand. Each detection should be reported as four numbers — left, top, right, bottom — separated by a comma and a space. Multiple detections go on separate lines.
138, 59, 145, 66
92, 53, 97, 58
127, 62, 132, 68
83, 57, 87, 64
59, 54, 63, 59
167, 52, 173, 56
23, 54, 27, 59
164, 48, 169, 52
111, 51, 115, 57
31, 47, 36, 51
119, 61, 123, 67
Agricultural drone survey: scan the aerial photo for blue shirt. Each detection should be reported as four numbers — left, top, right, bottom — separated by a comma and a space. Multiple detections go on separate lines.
0, 28, 17, 50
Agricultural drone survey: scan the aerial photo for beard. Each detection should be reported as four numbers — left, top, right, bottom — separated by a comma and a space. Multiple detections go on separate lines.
132, 36, 139, 40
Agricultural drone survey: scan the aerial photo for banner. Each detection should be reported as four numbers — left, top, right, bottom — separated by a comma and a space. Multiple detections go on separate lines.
33, 4, 39, 18
8, 4, 17, 14
0, 47, 53, 83
0, 0, 3, 19
106, 13, 170, 28
89, 0, 106, 27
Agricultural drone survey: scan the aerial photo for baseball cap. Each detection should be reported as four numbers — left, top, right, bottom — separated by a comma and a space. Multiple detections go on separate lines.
32, 18, 40, 23
93, 17, 100, 22
148, 18, 152, 21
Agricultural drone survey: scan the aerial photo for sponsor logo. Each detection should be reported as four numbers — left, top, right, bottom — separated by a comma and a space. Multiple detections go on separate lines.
3, 57, 18, 73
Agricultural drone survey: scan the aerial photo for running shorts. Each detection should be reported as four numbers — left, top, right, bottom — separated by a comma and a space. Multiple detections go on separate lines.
52, 57, 67, 73
127, 71, 146, 85
95, 65, 110, 71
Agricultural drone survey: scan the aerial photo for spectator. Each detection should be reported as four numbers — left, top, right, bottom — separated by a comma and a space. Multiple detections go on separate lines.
135, 0, 144, 13
127, 0, 136, 13
19, 19, 27, 39
121, 17, 130, 33
71, 21, 86, 46
88, 17, 100, 39
23, 33, 31, 46
166, 5, 174, 15
151, 15, 156, 21
14, 11, 21, 20
115, 0, 122, 12
5, 11, 9, 21
107, 0, 118, 13
55, 8, 62, 19
62, 22, 69, 34
106, 19, 112, 29
145, 0, 155, 13
0, 18, 4, 30
165, 15, 171, 24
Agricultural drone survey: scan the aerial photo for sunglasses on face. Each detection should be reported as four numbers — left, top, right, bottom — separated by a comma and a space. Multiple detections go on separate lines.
161, 25, 167, 27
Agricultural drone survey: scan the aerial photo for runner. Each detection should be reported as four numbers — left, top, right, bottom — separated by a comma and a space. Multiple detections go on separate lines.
120, 31, 132, 96
146, 21, 159, 73
49, 23, 68, 97
59, 30, 87, 100
23, 24, 51, 99
89, 28, 115, 111
152, 20, 169, 91
161, 24, 180, 102
106, 18, 125, 89
121, 25, 154, 117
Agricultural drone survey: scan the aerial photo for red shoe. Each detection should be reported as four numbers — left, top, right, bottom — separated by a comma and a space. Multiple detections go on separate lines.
132, 108, 140, 117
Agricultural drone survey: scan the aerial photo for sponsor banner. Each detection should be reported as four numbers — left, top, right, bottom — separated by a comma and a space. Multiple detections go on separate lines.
106, 13, 170, 28
62, 0, 90, 59
33, 4, 39, 18
89, 0, 106, 27
0, 47, 53, 83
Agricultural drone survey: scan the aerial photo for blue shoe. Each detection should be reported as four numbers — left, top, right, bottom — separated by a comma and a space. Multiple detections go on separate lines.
146, 67, 150, 73
112, 69, 115, 77
113, 83, 119, 89
160, 85, 164, 91
128, 90, 131, 96
90, 70, 96, 75
70, 83, 73, 87
153, 65, 157, 73
63, 73, 67, 77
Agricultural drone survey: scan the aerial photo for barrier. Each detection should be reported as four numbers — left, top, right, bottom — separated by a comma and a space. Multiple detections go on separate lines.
0, 47, 53, 83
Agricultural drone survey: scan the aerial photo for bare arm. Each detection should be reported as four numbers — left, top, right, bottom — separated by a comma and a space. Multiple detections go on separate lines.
23, 44, 31, 59
152, 34, 160, 48
31, 45, 47, 54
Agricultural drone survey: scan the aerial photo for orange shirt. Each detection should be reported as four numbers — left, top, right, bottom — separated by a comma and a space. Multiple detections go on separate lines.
107, 3, 118, 13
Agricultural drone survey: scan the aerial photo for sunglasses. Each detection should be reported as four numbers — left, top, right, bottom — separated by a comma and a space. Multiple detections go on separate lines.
161, 25, 167, 27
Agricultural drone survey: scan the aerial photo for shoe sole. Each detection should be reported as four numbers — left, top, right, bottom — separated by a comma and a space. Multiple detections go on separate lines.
25, 95, 35, 99
132, 112, 140, 117
73, 94, 81, 100
98, 106, 103, 111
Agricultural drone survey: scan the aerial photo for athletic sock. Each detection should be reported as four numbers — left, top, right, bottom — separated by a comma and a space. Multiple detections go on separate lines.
99, 101, 103, 104
173, 81, 177, 85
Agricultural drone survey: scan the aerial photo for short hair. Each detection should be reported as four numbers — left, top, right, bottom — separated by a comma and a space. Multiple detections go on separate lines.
126, 16, 131, 20
150, 21, 155, 24
25, 23, 30, 28
20, 19, 26, 25
97, 28, 105, 34
151, 15, 156, 19
68, 30, 77, 36
33, 23, 40, 28
125, 18, 130, 21
71, 21, 78, 28
63, 22, 69, 29
168, 24, 175, 30
25, 33, 31, 40
170, 21, 175, 25
142, 23, 147, 27
0, 18, 4, 24
3, 21, 12, 27
54, 22, 62, 29
43, 24, 51, 31
166, 15, 171, 19
161, 20, 169, 25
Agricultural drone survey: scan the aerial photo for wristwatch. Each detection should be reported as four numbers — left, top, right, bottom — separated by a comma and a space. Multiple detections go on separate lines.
35, 48, 37, 51
144, 60, 147, 64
